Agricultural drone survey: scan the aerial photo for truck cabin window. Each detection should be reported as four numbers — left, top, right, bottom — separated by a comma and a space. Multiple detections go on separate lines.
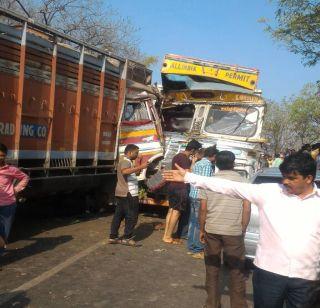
204, 106, 258, 137
162, 105, 195, 133
123, 102, 149, 121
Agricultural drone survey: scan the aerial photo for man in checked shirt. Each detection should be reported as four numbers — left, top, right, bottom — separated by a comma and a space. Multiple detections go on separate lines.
187, 146, 219, 259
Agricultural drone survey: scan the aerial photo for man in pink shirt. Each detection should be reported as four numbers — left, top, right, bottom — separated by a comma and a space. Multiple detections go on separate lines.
163, 152, 320, 307
0, 143, 29, 252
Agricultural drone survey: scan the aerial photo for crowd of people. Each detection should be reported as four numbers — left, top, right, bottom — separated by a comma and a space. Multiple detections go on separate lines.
162, 147, 320, 308
1, 139, 320, 307
109, 140, 320, 308
260, 143, 320, 170
108, 141, 252, 306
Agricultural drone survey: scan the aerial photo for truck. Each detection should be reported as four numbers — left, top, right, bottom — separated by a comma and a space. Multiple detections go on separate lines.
0, 8, 164, 207
160, 54, 266, 178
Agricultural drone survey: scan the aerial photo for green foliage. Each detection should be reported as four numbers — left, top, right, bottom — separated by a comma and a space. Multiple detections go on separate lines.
263, 0, 320, 66
289, 83, 320, 143
263, 83, 320, 153
262, 100, 293, 153
262, 82, 320, 153
140, 56, 159, 69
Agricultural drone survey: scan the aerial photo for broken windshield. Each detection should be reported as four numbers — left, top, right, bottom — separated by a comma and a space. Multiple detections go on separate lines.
204, 106, 258, 137
162, 104, 195, 133
123, 102, 149, 121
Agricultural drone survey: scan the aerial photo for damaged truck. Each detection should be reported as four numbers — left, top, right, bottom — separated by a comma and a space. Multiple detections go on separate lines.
144, 54, 266, 205
160, 54, 266, 178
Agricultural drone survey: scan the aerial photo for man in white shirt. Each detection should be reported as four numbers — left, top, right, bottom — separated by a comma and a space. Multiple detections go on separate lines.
163, 152, 320, 308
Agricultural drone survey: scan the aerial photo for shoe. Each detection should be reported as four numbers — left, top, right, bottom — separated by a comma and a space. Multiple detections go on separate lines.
108, 238, 121, 244
187, 251, 194, 255
192, 252, 204, 259
121, 238, 141, 247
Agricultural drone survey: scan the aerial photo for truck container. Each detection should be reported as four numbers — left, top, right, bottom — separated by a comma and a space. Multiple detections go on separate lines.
0, 8, 163, 205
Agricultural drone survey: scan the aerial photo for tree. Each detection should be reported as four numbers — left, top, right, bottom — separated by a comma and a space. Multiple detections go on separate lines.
289, 83, 320, 144
262, 0, 320, 66
0, 0, 152, 63
262, 100, 295, 154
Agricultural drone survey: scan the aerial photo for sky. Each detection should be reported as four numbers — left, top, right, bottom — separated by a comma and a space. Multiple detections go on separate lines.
108, 0, 319, 102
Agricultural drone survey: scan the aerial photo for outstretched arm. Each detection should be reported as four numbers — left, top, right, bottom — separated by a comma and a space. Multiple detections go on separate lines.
121, 162, 149, 175
163, 164, 265, 206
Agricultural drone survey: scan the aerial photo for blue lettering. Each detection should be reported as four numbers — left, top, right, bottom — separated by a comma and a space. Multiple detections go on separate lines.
21, 124, 47, 138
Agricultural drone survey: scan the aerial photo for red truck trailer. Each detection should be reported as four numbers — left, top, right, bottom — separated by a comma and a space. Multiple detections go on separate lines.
0, 8, 163, 206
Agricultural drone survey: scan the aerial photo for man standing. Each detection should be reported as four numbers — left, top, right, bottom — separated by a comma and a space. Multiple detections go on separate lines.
162, 139, 202, 244
187, 146, 218, 259
163, 152, 320, 307
198, 151, 250, 307
109, 144, 148, 247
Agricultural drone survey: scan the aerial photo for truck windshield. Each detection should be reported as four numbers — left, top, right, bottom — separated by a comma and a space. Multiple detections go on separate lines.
162, 104, 195, 133
204, 106, 258, 137
123, 102, 149, 121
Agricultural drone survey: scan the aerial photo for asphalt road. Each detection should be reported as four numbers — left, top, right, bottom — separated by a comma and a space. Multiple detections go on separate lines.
0, 204, 254, 308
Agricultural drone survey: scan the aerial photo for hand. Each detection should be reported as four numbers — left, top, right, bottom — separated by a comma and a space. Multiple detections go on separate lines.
162, 164, 187, 182
200, 230, 205, 244
191, 155, 197, 164
242, 226, 247, 234
140, 162, 149, 169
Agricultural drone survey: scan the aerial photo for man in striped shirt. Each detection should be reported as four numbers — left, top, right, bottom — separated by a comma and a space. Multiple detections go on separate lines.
187, 146, 218, 259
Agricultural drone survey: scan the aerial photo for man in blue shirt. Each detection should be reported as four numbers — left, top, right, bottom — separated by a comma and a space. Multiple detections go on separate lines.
188, 146, 219, 258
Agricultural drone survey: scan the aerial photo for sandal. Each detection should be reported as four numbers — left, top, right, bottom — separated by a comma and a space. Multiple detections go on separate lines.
121, 239, 141, 247
108, 238, 121, 244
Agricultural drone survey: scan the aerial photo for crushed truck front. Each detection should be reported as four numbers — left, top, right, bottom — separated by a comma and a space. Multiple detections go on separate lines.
160, 54, 266, 178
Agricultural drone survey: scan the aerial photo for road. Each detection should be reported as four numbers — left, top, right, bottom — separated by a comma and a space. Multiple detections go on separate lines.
0, 204, 254, 308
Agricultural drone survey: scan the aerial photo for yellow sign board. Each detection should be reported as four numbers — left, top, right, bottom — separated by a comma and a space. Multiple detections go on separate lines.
161, 59, 259, 90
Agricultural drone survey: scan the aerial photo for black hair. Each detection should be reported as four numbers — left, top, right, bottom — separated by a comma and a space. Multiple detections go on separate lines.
0, 143, 8, 155
204, 146, 219, 158
185, 139, 202, 151
311, 143, 320, 150
124, 144, 139, 154
280, 152, 316, 181
299, 143, 312, 153
215, 151, 235, 170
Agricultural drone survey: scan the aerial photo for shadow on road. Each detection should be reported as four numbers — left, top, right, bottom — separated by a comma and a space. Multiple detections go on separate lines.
134, 222, 163, 241
0, 290, 31, 308
0, 235, 73, 267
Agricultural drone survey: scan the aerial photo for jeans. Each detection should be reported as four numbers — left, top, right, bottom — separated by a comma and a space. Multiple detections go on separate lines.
0, 203, 17, 241
187, 198, 204, 253
205, 232, 247, 308
253, 266, 319, 308
110, 194, 139, 240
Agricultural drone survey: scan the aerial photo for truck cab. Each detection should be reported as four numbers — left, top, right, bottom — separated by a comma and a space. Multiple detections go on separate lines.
161, 54, 266, 177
